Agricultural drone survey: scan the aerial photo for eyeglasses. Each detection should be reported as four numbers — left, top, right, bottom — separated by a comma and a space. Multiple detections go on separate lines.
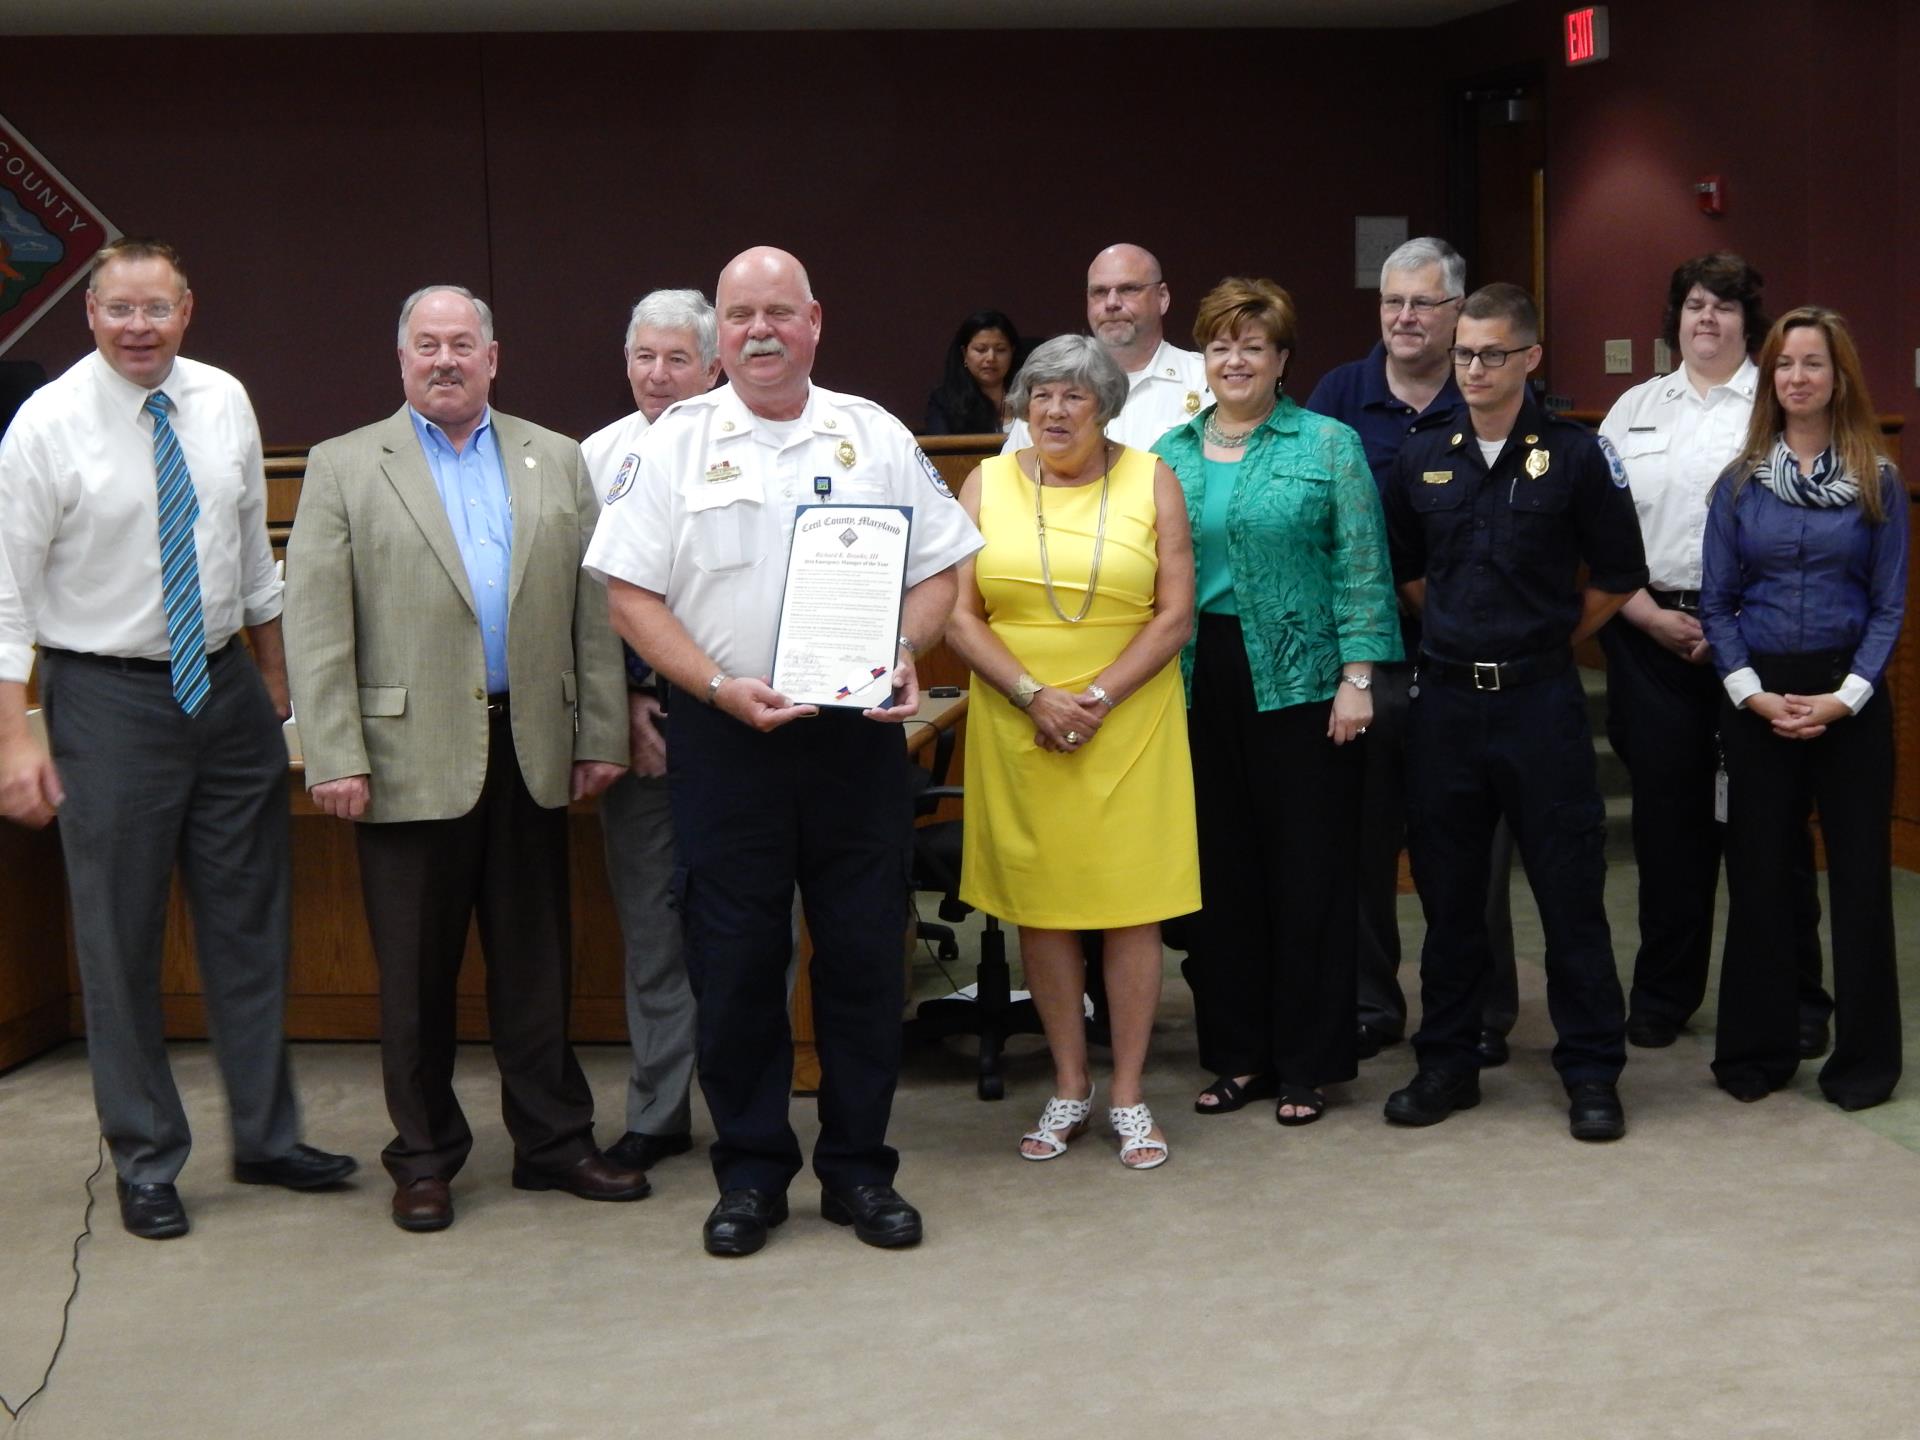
96, 300, 182, 322
1381, 295, 1462, 315
1087, 282, 1160, 302
1449, 346, 1532, 369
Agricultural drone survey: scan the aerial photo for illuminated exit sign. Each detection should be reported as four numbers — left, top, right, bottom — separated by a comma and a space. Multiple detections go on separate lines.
1565, 5, 1611, 65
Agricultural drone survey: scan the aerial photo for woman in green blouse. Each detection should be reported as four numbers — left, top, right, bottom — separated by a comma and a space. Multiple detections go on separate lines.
1154, 278, 1402, 1125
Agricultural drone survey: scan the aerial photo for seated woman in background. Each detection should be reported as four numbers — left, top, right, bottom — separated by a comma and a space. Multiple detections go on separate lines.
923, 310, 1022, 435
1155, 278, 1401, 1126
1700, 306, 1907, 1111
946, 334, 1198, 1171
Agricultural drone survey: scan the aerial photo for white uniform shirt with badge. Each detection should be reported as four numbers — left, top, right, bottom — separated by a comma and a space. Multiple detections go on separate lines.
580, 407, 652, 512
1599, 358, 1758, 591
0, 350, 281, 685
583, 382, 983, 679
1002, 339, 1212, 455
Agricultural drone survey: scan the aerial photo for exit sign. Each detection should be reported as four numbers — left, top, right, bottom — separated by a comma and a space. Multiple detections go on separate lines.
1565, 6, 1611, 65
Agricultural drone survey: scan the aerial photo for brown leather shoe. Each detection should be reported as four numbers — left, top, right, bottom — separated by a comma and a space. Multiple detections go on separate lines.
510, 1151, 650, 1202
392, 1177, 453, 1232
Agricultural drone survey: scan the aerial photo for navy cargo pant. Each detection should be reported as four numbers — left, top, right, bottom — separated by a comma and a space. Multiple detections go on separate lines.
668, 694, 913, 1195
1405, 661, 1627, 1084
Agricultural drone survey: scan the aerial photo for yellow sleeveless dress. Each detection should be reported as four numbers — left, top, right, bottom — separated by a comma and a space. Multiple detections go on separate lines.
959, 447, 1200, 929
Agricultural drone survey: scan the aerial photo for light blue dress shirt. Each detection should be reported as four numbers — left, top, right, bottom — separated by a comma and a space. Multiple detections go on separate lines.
409, 406, 513, 693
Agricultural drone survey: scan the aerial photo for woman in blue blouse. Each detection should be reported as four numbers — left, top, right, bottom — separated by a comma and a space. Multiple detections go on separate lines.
1700, 306, 1907, 1110
1155, 278, 1402, 1125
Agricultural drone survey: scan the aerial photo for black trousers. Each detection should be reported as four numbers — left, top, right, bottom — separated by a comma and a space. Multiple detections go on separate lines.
1600, 617, 1829, 1028
668, 697, 912, 1195
1714, 656, 1900, 1107
355, 706, 595, 1185
1355, 662, 1519, 1039
1186, 615, 1361, 1086
1406, 664, 1626, 1084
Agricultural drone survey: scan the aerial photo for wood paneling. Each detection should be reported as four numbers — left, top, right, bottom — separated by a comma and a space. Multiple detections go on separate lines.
0, 817, 69, 1072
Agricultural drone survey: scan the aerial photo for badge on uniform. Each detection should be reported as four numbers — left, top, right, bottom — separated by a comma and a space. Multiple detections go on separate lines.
1524, 449, 1551, 479
705, 461, 743, 484
1597, 434, 1629, 488
916, 446, 954, 499
1184, 391, 1201, 415
1422, 470, 1452, 485
835, 439, 857, 469
607, 452, 639, 504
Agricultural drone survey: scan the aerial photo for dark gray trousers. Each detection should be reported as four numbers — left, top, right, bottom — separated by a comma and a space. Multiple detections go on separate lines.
599, 769, 695, 1137
42, 645, 299, 1184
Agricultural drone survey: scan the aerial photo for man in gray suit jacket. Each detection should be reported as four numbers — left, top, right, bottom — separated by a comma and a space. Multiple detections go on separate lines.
285, 285, 642, 1232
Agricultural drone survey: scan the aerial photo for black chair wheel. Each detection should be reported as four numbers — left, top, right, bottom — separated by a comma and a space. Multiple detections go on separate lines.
977, 1073, 1004, 1101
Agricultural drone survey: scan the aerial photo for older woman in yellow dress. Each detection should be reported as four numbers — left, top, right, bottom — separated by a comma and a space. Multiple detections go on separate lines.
946, 334, 1198, 1170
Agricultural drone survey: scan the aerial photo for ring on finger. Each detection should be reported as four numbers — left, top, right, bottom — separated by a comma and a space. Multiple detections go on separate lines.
1065, 730, 1082, 745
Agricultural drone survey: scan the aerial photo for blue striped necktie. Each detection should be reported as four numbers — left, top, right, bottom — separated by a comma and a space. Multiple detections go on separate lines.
145, 391, 210, 716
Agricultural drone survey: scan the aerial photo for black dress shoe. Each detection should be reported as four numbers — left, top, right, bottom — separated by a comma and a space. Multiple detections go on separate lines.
117, 1179, 189, 1240
821, 1184, 923, 1248
605, 1130, 694, 1172
1383, 1068, 1481, 1127
232, 1144, 359, 1190
1475, 1028, 1510, 1067
1567, 1081, 1626, 1141
1355, 1022, 1400, 1061
1626, 1014, 1679, 1048
704, 1188, 789, 1257
1798, 1016, 1832, 1060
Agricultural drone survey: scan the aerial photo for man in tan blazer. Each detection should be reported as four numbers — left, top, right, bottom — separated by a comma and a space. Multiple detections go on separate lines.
285, 284, 642, 1232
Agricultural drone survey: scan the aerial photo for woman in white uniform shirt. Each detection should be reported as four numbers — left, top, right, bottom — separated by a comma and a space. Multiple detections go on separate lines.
1598, 253, 1826, 1053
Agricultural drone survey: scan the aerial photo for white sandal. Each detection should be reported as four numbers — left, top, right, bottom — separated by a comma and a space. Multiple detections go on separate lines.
1109, 1102, 1169, 1170
1020, 1084, 1095, 1161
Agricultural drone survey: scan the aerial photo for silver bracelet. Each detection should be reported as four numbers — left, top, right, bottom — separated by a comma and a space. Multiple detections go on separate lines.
1087, 684, 1115, 708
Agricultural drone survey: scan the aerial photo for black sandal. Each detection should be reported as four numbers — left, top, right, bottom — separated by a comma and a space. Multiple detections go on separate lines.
1275, 1084, 1326, 1127
1193, 1074, 1277, 1115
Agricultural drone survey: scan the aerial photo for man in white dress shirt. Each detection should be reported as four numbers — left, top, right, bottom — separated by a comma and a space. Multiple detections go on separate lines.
0, 237, 355, 1241
579, 288, 720, 1175
1003, 242, 1210, 454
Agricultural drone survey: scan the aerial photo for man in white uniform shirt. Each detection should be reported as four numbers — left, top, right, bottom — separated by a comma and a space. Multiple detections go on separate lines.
585, 245, 981, 1258
1003, 242, 1210, 454
579, 288, 721, 1175
0, 238, 356, 1241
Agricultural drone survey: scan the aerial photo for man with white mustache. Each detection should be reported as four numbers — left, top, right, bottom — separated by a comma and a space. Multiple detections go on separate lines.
585, 246, 981, 1258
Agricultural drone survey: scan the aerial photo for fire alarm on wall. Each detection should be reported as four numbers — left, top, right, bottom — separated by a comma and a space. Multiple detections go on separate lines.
1696, 175, 1726, 217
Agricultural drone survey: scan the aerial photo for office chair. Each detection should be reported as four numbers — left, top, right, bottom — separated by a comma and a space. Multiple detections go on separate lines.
905, 720, 1041, 1101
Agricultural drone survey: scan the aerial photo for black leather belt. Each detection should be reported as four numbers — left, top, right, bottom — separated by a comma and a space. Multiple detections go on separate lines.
1648, 588, 1701, 614
42, 642, 230, 673
1420, 648, 1571, 692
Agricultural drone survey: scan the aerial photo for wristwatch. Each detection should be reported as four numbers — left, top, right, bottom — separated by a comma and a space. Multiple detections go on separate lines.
1340, 673, 1372, 691
1087, 684, 1116, 708
706, 673, 730, 705
896, 634, 918, 655
1009, 673, 1044, 710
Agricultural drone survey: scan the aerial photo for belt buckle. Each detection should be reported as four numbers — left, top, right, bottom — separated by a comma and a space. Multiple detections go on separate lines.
1472, 661, 1502, 692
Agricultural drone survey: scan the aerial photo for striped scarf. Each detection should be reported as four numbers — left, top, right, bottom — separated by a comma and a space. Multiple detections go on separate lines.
1754, 436, 1858, 508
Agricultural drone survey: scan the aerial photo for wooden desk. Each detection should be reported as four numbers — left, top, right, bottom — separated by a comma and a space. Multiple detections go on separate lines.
0, 685, 970, 1083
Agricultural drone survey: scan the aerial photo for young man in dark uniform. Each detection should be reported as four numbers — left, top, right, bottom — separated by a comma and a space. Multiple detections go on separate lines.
1381, 283, 1647, 1141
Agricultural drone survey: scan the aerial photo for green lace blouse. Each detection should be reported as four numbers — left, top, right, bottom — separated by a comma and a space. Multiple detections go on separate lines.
1155, 396, 1402, 710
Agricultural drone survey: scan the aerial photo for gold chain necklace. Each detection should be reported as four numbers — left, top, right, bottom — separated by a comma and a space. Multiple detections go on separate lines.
1032, 444, 1111, 625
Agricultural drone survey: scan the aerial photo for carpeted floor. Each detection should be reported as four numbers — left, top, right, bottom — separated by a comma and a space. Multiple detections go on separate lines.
3, 867, 1918, 1439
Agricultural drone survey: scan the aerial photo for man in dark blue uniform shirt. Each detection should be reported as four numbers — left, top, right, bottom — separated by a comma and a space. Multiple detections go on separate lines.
1308, 236, 1522, 1069
1381, 283, 1647, 1141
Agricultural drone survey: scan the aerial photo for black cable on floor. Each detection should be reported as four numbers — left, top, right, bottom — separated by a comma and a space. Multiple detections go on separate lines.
1, 1134, 105, 1425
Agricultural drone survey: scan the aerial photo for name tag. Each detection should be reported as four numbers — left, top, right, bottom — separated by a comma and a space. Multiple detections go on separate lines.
1422, 470, 1452, 485
705, 462, 743, 484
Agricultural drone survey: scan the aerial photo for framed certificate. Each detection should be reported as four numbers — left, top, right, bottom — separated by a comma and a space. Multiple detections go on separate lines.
770, 504, 914, 709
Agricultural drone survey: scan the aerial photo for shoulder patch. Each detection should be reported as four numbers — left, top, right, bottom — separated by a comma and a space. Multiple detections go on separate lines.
1597, 434, 1629, 488
916, 446, 954, 499
606, 452, 639, 505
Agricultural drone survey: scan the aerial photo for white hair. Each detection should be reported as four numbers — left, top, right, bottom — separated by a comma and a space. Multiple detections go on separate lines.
397, 285, 494, 347
625, 288, 718, 369
1379, 238, 1466, 298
